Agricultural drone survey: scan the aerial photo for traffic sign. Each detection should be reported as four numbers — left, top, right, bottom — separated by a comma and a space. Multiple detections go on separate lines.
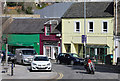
82, 35, 87, 43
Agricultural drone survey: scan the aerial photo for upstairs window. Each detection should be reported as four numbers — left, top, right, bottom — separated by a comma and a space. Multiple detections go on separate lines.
45, 26, 50, 36
88, 21, 94, 32
75, 21, 80, 32
102, 21, 108, 33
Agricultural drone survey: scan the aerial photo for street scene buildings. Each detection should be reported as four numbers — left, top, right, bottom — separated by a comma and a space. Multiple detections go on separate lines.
0, 0, 120, 80
62, 2, 114, 64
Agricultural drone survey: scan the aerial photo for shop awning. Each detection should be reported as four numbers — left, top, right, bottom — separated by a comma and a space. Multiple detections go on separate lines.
8, 43, 34, 46
86, 45, 110, 48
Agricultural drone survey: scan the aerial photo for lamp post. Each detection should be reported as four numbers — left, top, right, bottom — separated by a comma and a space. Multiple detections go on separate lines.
115, 0, 118, 64
84, 0, 86, 58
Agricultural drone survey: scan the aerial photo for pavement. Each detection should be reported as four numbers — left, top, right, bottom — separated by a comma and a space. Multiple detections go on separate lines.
0, 59, 2, 81
1, 64, 58, 79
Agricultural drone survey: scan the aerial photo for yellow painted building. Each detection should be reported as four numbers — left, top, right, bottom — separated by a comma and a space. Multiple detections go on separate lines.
62, 2, 115, 64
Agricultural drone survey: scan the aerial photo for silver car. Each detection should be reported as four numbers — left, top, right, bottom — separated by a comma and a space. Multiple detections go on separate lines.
15, 48, 37, 64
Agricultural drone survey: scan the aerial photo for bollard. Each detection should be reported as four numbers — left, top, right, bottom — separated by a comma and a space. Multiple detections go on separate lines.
11, 63, 13, 76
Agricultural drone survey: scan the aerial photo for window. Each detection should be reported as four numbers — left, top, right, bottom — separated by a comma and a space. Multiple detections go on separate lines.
75, 21, 80, 32
102, 21, 108, 33
45, 26, 50, 36
88, 21, 94, 32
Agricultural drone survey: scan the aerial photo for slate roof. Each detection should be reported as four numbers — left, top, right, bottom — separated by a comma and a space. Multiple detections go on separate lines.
62, 2, 114, 18
34, 2, 73, 18
1, 17, 10, 25
4, 18, 61, 34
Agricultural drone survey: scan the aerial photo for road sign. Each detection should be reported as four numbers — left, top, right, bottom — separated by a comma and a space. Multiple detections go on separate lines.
82, 35, 87, 43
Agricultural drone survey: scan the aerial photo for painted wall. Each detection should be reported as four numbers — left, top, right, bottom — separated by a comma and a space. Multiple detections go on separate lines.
115, 37, 120, 63
3, 34, 40, 54
62, 17, 115, 62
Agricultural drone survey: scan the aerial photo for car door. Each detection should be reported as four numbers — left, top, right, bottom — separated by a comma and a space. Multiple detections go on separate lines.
59, 53, 65, 63
65, 54, 71, 64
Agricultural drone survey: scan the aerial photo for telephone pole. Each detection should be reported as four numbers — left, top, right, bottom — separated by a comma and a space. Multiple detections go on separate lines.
84, 0, 86, 58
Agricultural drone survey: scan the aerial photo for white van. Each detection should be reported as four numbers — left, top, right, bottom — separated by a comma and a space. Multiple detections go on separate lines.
15, 48, 37, 64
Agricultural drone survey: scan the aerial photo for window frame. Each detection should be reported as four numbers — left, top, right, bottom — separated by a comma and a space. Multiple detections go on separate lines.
74, 21, 81, 32
102, 21, 108, 33
45, 25, 51, 36
88, 21, 94, 33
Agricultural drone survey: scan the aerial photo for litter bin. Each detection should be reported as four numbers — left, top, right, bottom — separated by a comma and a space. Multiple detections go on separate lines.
105, 54, 113, 65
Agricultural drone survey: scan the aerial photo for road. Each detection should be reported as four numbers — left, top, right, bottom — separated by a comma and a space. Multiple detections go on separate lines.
1, 60, 120, 81
52, 62, 119, 80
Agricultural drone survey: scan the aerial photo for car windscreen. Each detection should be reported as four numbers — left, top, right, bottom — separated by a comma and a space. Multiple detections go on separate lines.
34, 57, 49, 61
71, 54, 79, 57
22, 50, 36, 55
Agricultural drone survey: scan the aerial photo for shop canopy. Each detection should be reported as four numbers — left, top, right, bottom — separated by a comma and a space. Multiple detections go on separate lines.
86, 45, 110, 48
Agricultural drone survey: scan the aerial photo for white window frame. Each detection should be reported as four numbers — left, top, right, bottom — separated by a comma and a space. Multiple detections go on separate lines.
102, 21, 108, 33
88, 21, 94, 33
74, 21, 80, 32
45, 26, 51, 36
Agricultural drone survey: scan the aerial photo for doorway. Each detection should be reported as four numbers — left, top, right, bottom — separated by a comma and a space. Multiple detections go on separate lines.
44, 45, 59, 59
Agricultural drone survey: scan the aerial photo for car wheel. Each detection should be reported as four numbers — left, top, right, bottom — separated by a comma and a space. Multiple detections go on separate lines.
57, 60, 61, 64
70, 60, 74, 65
21, 60, 24, 65
29, 68, 33, 72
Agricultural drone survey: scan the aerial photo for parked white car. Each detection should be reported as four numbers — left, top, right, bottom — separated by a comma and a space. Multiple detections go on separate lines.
30, 55, 52, 71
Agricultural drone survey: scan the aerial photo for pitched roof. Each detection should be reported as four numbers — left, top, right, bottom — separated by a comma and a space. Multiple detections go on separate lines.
34, 2, 73, 18
3, 18, 61, 34
1, 17, 10, 25
62, 2, 114, 18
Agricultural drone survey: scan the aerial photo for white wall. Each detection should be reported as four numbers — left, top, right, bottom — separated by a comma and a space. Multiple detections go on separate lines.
115, 36, 120, 64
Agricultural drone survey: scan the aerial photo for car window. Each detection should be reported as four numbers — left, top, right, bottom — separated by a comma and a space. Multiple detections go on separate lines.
22, 50, 36, 55
71, 54, 79, 57
59, 53, 65, 57
65, 54, 70, 57
34, 57, 49, 61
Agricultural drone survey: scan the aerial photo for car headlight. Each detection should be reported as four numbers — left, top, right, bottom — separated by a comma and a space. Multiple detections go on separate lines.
47, 63, 51, 66
32, 63, 37, 65
24, 58, 28, 61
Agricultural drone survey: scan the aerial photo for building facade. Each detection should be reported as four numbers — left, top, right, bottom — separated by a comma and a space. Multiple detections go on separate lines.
62, 2, 115, 64
3, 18, 61, 59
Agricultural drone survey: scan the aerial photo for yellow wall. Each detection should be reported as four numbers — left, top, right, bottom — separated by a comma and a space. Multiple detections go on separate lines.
62, 17, 115, 63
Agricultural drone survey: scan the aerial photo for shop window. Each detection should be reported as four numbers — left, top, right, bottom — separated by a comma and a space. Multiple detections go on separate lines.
65, 44, 71, 53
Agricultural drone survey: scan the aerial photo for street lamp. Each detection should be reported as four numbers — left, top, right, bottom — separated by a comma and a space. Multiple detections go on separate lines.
84, 0, 86, 58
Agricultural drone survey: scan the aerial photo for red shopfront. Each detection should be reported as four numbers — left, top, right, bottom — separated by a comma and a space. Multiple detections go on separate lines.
40, 34, 61, 59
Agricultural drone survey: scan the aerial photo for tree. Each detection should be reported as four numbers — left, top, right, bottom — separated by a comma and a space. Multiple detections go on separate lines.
25, 6, 33, 14
7, 2, 16, 7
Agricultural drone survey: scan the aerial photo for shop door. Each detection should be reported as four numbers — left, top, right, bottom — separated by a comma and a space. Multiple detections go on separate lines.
45, 46, 51, 58
52, 46, 58, 59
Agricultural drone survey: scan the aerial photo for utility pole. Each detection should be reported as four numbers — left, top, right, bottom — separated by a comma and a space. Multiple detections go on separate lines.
115, 0, 118, 64
5, 43, 8, 64
0, 1, 2, 50
84, 0, 86, 58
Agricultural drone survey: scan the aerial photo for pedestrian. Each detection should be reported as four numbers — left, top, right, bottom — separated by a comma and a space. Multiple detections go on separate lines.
1, 51, 6, 66
54, 52, 57, 60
